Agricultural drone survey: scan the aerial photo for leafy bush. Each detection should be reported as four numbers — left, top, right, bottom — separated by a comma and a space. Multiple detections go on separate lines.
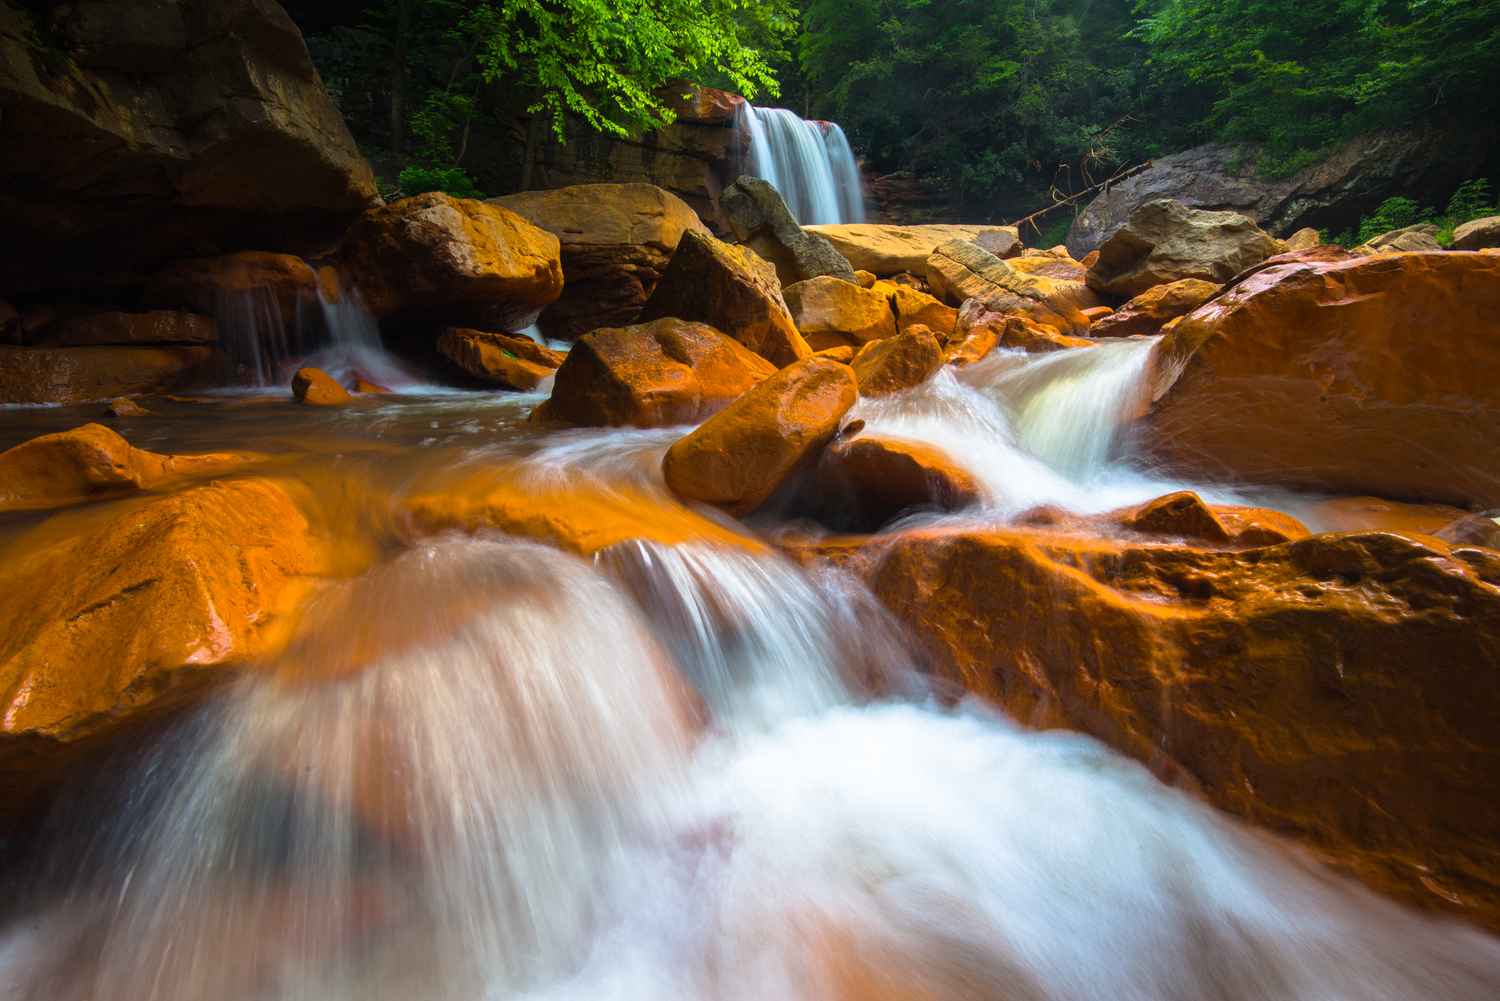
1326, 178, 1497, 248
396, 166, 487, 200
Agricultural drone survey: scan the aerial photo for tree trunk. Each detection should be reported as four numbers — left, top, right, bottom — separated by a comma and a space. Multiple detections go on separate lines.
517, 90, 548, 192
388, 0, 412, 154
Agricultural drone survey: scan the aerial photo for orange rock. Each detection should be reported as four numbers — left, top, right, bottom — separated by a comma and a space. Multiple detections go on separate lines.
144, 252, 322, 331
49, 310, 218, 346
435, 326, 560, 391
886, 284, 957, 338
1090, 278, 1221, 337
0, 477, 327, 828
638, 230, 813, 368
941, 301, 1003, 366
0, 423, 253, 512
353, 379, 392, 394
1112, 490, 1310, 547
810, 434, 981, 530
1008, 253, 1087, 282
0, 345, 218, 405
854, 270, 877, 288
850, 328, 943, 396
1307, 495, 1471, 535
662, 357, 857, 516
1145, 252, 1500, 507
104, 396, 157, 417
925, 239, 1093, 335
530, 317, 775, 427
316, 264, 343, 303
334, 191, 564, 331
291, 367, 352, 405
1081, 250, 1100, 268
1081, 305, 1114, 322
814, 345, 856, 364
849, 526, 1500, 930
996, 316, 1095, 352
783, 276, 897, 351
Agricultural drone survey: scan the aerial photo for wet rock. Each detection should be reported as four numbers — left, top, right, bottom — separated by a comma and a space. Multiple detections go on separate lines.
996, 317, 1094, 353
1354, 224, 1442, 255
1434, 510, 1500, 549
1306, 496, 1472, 535
144, 252, 322, 332
335, 192, 564, 333
783, 277, 897, 351
814, 345, 856, 364
353, 379, 392, 395
0, 423, 251, 512
48, 311, 218, 346
291, 367, 352, 406
884, 285, 958, 339
0, 0, 379, 295
809, 435, 981, 530
1111, 490, 1308, 546
804, 224, 1022, 275
104, 397, 157, 418
1089, 279, 1222, 337
0, 345, 217, 405
435, 327, 562, 392
530, 317, 774, 428
926, 240, 1092, 335
662, 357, 857, 516
0, 477, 327, 829
1085, 199, 1283, 298
941, 301, 1003, 366
1284, 227, 1321, 251
1454, 216, 1500, 251
1145, 252, 1500, 507
486, 183, 710, 340
1081, 306, 1114, 322
637, 230, 812, 368
851, 328, 943, 396
721, 176, 859, 287
849, 526, 1500, 930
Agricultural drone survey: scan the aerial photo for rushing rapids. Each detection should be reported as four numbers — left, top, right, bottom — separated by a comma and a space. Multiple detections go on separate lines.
1, 332, 1498, 1001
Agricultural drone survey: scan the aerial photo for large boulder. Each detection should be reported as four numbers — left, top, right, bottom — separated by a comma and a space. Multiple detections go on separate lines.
637, 230, 813, 368
0, 0, 379, 294
1354, 224, 1442, 255
805, 435, 981, 531
885, 285, 957, 338
662, 357, 857, 516
783, 277, 898, 351
435, 327, 563, 392
1065, 121, 1497, 257
1454, 216, 1500, 251
804, 224, 1022, 276
485, 183, 711, 340
850, 328, 943, 396
530, 317, 774, 427
1145, 252, 1500, 507
831, 526, 1500, 930
926, 240, 1092, 335
0, 345, 217, 405
0, 476, 327, 828
334, 192, 564, 333
1085, 200, 1283, 298
721, 176, 859, 287
1089, 279, 1221, 338
0, 423, 250, 512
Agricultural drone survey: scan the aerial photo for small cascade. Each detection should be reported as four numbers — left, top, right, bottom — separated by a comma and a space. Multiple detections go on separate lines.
300, 281, 424, 392
739, 104, 866, 225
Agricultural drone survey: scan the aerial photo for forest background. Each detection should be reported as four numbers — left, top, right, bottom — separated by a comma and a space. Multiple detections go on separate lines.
282, 0, 1500, 245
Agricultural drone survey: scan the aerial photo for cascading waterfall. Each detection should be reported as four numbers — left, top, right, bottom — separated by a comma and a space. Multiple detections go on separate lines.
739, 104, 866, 225
1, 340, 1497, 1000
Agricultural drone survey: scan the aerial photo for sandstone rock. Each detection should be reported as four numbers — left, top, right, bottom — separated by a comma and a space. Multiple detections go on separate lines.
1284, 227, 1321, 251
435, 327, 561, 392
941, 301, 1003, 366
638, 230, 812, 368
972, 230, 1024, 260
886, 285, 957, 338
662, 357, 857, 516
852, 526, 1500, 929
335, 192, 564, 332
653, 78, 745, 122
0, 345, 216, 405
884, 272, 929, 291
1081, 306, 1114, 322
144, 252, 322, 332
49, 310, 217, 346
783, 277, 897, 351
814, 345, 856, 363
1085, 199, 1283, 297
104, 397, 157, 418
926, 240, 1092, 335
1354, 224, 1442, 255
529, 317, 774, 427
809, 435, 981, 530
1111, 490, 1310, 547
851, 328, 943, 395
1065, 125, 1496, 258
996, 317, 1094, 353
1089, 279, 1222, 337
291, 367, 352, 406
1433, 509, 1500, 550
854, 270, 877, 288
803, 224, 1022, 276
1453, 215, 1500, 251
486, 183, 711, 340
1305, 496, 1472, 535
1007, 254, 1086, 282
353, 379, 392, 395
1145, 252, 1500, 507
0, 477, 326, 828
0, 423, 250, 512
0, 0, 379, 294
721, 176, 859, 287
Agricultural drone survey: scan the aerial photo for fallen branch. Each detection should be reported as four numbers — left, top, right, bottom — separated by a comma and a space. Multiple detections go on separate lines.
1005, 158, 1155, 238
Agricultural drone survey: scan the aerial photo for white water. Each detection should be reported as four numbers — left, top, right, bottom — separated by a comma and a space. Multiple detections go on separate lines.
739, 105, 866, 225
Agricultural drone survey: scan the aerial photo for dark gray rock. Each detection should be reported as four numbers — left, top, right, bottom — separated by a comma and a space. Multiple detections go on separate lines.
721, 176, 859, 287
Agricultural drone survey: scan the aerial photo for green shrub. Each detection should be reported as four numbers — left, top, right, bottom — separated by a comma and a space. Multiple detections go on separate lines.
1325, 180, 1497, 248
396, 166, 486, 200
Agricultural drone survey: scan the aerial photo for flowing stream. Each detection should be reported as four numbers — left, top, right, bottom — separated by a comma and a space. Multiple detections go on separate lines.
739, 105, 866, 225
0, 336, 1497, 1000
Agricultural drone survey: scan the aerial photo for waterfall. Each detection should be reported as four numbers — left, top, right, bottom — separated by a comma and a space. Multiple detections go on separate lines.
739, 104, 866, 225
